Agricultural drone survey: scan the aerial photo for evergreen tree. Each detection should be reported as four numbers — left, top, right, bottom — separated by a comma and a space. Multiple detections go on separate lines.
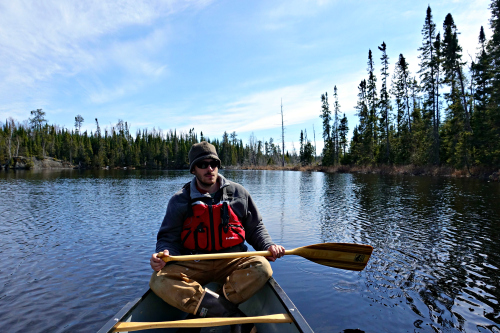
332, 86, 341, 165
74, 115, 84, 135
391, 54, 412, 164
441, 13, 471, 168
434, 32, 443, 164
378, 41, 391, 164
339, 113, 349, 162
29, 109, 48, 157
471, 26, 492, 164
366, 49, 378, 163
354, 80, 370, 164
418, 6, 440, 164
485, 0, 500, 165
299, 129, 314, 166
349, 125, 362, 165
319, 92, 333, 165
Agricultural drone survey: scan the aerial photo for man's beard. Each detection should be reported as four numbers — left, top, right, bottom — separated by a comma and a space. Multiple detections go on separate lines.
196, 172, 216, 187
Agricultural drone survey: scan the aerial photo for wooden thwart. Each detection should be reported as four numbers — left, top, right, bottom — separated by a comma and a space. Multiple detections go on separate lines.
160, 242, 373, 271
113, 313, 293, 332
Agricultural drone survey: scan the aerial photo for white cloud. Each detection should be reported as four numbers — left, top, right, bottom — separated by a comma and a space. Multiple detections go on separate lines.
0, 0, 210, 97
172, 81, 324, 138
0, 0, 493, 147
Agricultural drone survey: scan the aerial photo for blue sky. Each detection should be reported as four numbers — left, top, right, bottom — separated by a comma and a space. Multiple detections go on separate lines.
0, 0, 492, 154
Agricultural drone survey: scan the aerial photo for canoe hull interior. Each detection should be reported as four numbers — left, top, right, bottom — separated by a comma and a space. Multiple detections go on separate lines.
98, 277, 313, 333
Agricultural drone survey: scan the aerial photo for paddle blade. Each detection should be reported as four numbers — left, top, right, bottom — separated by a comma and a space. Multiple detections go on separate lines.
292, 243, 373, 271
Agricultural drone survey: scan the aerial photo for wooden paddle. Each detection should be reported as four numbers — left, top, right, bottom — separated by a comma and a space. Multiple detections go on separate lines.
113, 313, 292, 332
160, 243, 373, 271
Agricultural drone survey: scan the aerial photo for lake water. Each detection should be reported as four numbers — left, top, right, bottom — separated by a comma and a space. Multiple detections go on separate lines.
1, 169, 499, 333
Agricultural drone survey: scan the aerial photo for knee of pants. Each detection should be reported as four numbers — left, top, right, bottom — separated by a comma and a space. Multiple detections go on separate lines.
252, 257, 273, 279
224, 257, 273, 304
149, 269, 204, 314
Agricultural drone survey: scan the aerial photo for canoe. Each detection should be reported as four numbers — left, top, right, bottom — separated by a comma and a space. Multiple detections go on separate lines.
98, 276, 313, 333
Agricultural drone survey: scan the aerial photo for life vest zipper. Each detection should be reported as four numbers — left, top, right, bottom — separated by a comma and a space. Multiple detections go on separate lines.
208, 204, 216, 252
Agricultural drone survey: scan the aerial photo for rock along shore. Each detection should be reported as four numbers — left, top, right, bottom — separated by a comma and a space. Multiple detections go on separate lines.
1, 156, 75, 170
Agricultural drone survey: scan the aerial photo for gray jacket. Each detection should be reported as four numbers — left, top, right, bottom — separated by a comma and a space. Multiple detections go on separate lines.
155, 174, 275, 255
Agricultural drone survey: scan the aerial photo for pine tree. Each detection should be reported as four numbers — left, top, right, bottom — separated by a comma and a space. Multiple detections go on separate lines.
366, 50, 378, 163
434, 32, 443, 165
378, 42, 391, 164
349, 125, 362, 165
332, 86, 341, 165
74, 115, 84, 135
418, 6, 440, 164
441, 13, 471, 168
391, 54, 412, 165
319, 92, 333, 165
29, 109, 48, 157
486, 0, 500, 165
472, 26, 492, 164
354, 79, 370, 164
339, 113, 349, 162
299, 129, 314, 166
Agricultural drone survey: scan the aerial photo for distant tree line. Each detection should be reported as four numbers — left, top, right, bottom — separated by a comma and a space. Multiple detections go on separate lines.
321, 2, 500, 170
0, 109, 299, 169
3, 2, 499, 171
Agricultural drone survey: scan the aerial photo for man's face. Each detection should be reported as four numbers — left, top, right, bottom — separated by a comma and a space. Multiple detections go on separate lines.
192, 159, 219, 187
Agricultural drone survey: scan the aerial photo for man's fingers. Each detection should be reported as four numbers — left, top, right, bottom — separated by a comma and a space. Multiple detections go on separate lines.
276, 246, 285, 257
158, 250, 170, 258
265, 245, 286, 262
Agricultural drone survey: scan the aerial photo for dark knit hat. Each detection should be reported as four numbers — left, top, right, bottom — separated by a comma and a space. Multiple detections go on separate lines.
188, 141, 221, 172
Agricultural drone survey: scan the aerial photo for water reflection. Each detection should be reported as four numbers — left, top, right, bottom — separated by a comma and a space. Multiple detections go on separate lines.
336, 174, 500, 332
0, 170, 499, 332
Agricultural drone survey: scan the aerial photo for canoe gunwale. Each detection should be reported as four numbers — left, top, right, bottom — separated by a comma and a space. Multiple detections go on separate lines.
97, 277, 313, 333
97, 290, 151, 333
267, 277, 313, 333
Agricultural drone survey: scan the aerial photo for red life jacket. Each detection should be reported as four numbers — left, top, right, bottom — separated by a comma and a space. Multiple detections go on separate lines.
181, 185, 245, 252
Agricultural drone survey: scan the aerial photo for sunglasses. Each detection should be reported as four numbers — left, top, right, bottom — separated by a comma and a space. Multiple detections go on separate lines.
195, 160, 220, 169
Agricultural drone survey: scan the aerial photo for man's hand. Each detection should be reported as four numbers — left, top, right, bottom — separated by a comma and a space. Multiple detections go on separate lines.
266, 245, 285, 262
150, 250, 168, 272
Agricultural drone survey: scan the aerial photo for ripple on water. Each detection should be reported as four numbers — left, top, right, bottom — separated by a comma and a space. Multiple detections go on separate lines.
1, 170, 500, 332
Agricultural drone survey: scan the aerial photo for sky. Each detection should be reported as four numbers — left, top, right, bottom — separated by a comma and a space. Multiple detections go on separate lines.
0, 0, 493, 155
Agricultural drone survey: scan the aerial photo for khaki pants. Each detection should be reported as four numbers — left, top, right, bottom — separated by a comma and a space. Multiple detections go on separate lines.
150, 256, 272, 314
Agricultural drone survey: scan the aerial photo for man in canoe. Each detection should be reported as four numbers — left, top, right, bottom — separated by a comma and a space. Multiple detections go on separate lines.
150, 141, 285, 333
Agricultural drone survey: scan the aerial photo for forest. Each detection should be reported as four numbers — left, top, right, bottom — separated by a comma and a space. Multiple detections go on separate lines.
321, 2, 500, 171
1, 2, 499, 172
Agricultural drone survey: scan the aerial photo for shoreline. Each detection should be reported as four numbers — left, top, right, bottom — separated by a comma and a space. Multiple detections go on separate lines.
2, 156, 498, 182
227, 164, 500, 182
0, 156, 74, 170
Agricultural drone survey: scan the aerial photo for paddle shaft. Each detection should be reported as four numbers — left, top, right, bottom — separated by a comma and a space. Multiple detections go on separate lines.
159, 243, 373, 271
160, 250, 275, 262
113, 314, 292, 332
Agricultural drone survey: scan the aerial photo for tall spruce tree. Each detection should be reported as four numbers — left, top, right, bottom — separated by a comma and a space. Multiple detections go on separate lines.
486, 0, 500, 165
339, 113, 349, 162
332, 86, 341, 165
472, 26, 492, 164
349, 125, 362, 165
320, 92, 333, 165
355, 79, 370, 164
441, 13, 471, 168
366, 50, 378, 163
434, 32, 443, 165
418, 5, 440, 164
391, 54, 411, 164
378, 42, 391, 163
